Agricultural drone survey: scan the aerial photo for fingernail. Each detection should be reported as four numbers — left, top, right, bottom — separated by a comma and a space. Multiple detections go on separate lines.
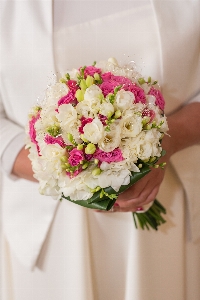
136, 206, 144, 212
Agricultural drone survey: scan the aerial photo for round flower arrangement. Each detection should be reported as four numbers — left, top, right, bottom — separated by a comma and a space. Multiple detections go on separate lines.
26, 58, 168, 230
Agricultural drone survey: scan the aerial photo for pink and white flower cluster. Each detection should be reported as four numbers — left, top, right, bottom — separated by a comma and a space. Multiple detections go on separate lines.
26, 58, 168, 201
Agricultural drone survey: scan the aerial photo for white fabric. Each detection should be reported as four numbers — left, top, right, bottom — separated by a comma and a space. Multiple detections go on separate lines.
0, 0, 200, 299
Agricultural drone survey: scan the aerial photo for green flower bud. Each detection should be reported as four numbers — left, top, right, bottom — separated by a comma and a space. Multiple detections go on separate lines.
85, 143, 96, 154
107, 111, 113, 119
138, 78, 146, 85
80, 134, 89, 143
95, 186, 101, 192
94, 73, 100, 81
80, 79, 87, 91
75, 89, 84, 102
149, 157, 156, 163
59, 78, 66, 84
60, 156, 68, 163
86, 75, 94, 87
114, 110, 121, 119
94, 159, 99, 165
67, 133, 75, 144
92, 168, 101, 176
77, 144, 84, 150
82, 163, 89, 169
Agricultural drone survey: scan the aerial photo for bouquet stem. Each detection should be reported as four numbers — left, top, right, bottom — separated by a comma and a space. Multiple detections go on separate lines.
132, 199, 166, 230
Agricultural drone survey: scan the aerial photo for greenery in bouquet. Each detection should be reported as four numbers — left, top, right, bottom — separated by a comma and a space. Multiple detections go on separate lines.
26, 58, 168, 230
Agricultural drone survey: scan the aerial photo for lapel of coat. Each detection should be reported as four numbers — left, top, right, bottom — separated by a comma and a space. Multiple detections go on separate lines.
152, 0, 200, 242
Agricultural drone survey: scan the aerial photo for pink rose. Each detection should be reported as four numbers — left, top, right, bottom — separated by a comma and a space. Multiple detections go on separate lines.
79, 117, 93, 134
94, 148, 124, 163
44, 134, 66, 148
68, 149, 85, 166
148, 87, 165, 111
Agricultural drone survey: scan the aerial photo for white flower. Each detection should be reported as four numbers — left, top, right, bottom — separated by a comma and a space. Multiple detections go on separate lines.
83, 117, 104, 144
84, 85, 103, 102
76, 100, 94, 118
45, 83, 69, 106
57, 103, 77, 128
98, 122, 121, 152
115, 90, 134, 112
61, 68, 79, 80
120, 112, 143, 138
97, 162, 131, 192
59, 172, 93, 201
99, 101, 114, 116
137, 129, 162, 160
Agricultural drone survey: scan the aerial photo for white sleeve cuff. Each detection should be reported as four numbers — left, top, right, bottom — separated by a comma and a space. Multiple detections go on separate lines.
1, 132, 25, 179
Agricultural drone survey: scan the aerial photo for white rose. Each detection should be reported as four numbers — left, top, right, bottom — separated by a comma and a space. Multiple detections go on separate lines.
99, 101, 114, 116
120, 114, 143, 138
83, 118, 104, 144
98, 122, 121, 152
84, 85, 102, 109
115, 90, 134, 112
76, 100, 93, 118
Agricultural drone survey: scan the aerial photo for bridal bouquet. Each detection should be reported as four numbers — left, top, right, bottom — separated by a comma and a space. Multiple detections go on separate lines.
26, 58, 168, 230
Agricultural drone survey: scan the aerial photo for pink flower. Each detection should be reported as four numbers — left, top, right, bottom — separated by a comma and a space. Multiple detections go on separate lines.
83, 66, 101, 77
44, 134, 66, 148
58, 90, 77, 106
124, 83, 146, 104
142, 108, 155, 123
148, 87, 165, 110
94, 148, 124, 163
98, 114, 107, 126
67, 80, 78, 93
101, 72, 112, 81
68, 149, 85, 166
79, 117, 93, 134
29, 112, 40, 154
99, 81, 119, 96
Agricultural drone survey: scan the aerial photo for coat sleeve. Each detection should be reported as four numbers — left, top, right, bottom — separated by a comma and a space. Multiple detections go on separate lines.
0, 92, 25, 176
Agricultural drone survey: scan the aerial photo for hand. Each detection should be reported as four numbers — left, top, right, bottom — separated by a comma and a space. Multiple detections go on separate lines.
12, 146, 37, 182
